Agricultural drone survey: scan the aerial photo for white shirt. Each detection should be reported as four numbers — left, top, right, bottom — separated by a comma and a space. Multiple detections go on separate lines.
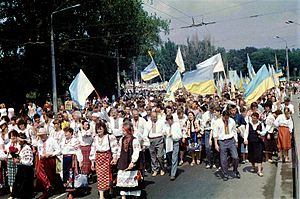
49, 130, 65, 145
109, 117, 124, 137
274, 114, 294, 133
265, 113, 275, 134
36, 137, 61, 158
213, 117, 238, 142
77, 129, 93, 146
19, 145, 33, 166
144, 119, 165, 139
164, 122, 183, 153
201, 111, 213, 130
60, 137, 83, 163
89, 134, 119, 162
281, 104, 295, 114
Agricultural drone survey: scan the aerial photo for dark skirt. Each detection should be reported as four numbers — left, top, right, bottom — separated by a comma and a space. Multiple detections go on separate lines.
264, 133, 277, 154
11, 164, 34, 199
7, 159, 17, 187
63, 155, 77, 192
248, 140, 264, 163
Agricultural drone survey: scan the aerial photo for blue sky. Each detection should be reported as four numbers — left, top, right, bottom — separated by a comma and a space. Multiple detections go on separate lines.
143, 0, 300, 49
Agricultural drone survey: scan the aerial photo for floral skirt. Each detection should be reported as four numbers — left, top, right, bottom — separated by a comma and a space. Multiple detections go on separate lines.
63, 155, 78, 192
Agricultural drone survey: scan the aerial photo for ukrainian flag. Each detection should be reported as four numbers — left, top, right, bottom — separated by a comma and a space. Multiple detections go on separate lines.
182, 65, 215, 95
244, 64, 274, 105
141, 59, 160, 81
166, 69, 183, 93
276, 69, 283, 77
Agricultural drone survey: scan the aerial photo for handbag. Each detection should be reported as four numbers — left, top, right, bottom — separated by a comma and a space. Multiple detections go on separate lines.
74, 173, 88, 188
116, 170, 139, 187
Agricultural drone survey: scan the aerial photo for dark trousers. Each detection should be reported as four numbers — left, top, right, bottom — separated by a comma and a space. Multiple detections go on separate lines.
237, 134, 244, 161
219, 137, 239, 176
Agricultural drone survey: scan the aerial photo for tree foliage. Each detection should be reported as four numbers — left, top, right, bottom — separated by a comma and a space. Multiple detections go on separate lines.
0, 0, 169, 106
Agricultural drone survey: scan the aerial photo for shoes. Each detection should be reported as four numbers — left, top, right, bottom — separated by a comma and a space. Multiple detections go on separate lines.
245, 160, 249, 163
170, 176, 176, 181
196, 160, 201, 165
179, 160, 184, 166
212, 165, 217, 169
250, 167, 256, 173
234, 171, 241, 179
190, 161, 195, 166
216, 167, 221, 172
223, 174, 229, 181
206, 165, 211, 169
257, 172, 264, 177
160, 170, 165, 176
241, 160, 246, 164
152, 171, 158, 177
268, 159, 273, 163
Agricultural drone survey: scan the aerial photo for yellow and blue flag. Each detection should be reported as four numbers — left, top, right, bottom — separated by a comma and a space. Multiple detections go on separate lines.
166, 69, 183, 93
183, 65, 215, 95
141, 59, 160, 81
244, 64, 274, 105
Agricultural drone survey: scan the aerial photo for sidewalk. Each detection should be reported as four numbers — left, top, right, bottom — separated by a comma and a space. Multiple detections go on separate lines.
273, 93, 300, 199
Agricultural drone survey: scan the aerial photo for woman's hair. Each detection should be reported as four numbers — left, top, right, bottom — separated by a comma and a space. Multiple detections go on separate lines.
251, 112, 259, 118
284, 107, 291, 114
166, 114, 173, 121
95, 121, 109, 135
8, 130, 19, 139
17, 119, 27, 128
63, 127, 74, 135
250, 102, 258, 109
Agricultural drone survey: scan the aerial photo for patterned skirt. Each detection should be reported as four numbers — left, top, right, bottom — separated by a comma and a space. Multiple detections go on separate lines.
80, 146, 92, 175
7, 159, 17, 187
63, 155, 78, 192
95, 151, 112, 191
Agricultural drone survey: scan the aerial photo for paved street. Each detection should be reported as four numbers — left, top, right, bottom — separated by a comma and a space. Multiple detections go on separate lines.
45, 161, 277, 199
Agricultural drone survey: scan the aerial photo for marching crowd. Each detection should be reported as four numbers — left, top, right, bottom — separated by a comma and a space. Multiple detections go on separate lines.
0, 82, 298, 199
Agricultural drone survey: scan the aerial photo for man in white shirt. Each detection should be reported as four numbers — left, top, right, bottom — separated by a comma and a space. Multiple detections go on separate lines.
214, 110, 240, 181
202, 104, 214, 169
109, 109, 124, 140
164, 115, 183, 181
144, 112, 165, 177
35, 128, 63, 199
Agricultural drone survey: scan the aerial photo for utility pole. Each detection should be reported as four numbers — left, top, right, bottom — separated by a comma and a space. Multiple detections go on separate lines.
132, 58, 136, 95
116, 48, 121, 98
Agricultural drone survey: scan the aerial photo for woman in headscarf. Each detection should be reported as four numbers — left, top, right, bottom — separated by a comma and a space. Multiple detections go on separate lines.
10, 133, 34, 199
89, 122, 118, 199
117, 121, 141, 199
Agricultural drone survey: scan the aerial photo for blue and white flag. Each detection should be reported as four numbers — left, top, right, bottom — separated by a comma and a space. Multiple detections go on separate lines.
247, 54, 256, 79
69, 69, 95, 108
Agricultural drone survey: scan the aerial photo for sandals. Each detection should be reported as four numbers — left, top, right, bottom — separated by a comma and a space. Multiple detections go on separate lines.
257, 172, 264, 177
190, 161, 195, 166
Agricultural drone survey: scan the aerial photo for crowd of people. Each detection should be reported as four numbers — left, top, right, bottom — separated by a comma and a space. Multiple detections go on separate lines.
0, 81, 298, 199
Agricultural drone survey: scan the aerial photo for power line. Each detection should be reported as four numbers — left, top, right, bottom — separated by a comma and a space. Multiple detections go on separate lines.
156, 0, 191, 18
143, 3, 190, 25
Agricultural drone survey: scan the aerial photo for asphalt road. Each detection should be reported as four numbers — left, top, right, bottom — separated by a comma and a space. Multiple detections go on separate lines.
42, 161, 277, 199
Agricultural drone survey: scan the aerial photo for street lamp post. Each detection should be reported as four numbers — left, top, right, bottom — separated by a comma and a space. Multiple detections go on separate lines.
51, 4, 80, 113
275, 36, 289, 82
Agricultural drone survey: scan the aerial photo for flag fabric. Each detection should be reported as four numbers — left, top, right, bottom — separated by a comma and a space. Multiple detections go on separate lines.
175, 47, 185, 73
196, 53, 225, 73
247, 54, 256, 79
244, 64, 274, 105
183, 65, 215, 95
228, 70, 239, 87
271, 65, 280, 87
166, 69, 183, 93
141, 59, 160, 81
239, 71, 244, 91
69, 69, 95, 108
276, 69, 283, 77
